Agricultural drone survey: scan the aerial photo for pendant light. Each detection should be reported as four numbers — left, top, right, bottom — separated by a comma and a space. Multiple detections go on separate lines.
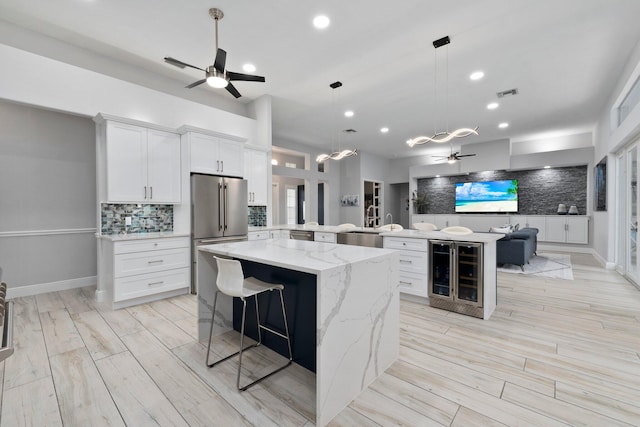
316, 81, 358, 163
407, 36, 478, 147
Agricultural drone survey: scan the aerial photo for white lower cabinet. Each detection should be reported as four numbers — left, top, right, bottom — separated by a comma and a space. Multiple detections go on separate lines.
99, 236, 190, 308
314, 231, 337, 243
270, 229, 290, 239
544, 216, 589, 244
383, 236, 429, 297
248, 230, 269, 241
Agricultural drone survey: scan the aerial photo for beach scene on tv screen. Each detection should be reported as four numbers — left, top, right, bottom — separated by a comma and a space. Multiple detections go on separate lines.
455, 180, 518, 213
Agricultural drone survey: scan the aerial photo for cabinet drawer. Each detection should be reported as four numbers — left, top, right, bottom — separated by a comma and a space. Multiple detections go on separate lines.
397, 270, 428, 294
314, 232, 337, 243
114, 268, 189, 302
115, 247, 189, 277
248, 231, 269, 241
384, 237, 429, 252
114, 237, 189, 254
397, 250, 429, 274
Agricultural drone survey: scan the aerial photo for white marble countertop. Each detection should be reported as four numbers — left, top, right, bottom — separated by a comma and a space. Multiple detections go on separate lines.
198, 238, 396, 274
380, 229, 505, 243
96, 231, 190, 241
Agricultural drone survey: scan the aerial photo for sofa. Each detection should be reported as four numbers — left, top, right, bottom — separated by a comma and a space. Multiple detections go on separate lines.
495, 227, 538, 271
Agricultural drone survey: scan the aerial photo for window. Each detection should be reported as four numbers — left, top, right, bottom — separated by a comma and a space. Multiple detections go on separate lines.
286, 187, 297, 225
619, 75, 640, 126
285, 162, 297, 168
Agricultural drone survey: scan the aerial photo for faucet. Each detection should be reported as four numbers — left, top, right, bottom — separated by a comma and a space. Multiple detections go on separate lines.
366, 205, 375, 228
385, 213, 393, 225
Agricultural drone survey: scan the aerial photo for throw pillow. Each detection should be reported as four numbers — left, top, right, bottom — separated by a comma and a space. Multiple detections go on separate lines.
490, 226, 512, 234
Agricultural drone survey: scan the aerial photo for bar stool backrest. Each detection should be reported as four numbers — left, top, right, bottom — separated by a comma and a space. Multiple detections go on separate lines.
214, 256, 245, 297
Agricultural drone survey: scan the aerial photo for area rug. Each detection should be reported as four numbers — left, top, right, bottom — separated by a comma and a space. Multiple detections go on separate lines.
497, 252, 574, 280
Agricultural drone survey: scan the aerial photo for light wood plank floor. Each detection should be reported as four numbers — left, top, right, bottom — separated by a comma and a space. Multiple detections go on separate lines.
1, 252, 639, 426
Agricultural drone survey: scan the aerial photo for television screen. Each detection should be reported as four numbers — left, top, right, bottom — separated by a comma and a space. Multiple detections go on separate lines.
455, 180, 518, 213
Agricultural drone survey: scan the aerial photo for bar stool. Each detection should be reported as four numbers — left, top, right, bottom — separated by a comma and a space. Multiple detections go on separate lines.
206, 256, 293, 391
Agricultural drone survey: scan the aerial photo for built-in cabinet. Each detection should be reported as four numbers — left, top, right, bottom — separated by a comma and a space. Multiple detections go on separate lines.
314, 231, 337, 243
270, 229, 290, 239
98, 119, 181, 203
411, 214, 589, 244
244, 148, 268, 205
544, 216, 589, 244
98, 236, 190, 309
383, 236, 429, 297
248, 230, 269, 240
187, 131, 244, 177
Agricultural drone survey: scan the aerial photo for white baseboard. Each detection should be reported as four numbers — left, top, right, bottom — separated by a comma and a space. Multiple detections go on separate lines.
538, 244, 595, 254
6, 276, 96, 299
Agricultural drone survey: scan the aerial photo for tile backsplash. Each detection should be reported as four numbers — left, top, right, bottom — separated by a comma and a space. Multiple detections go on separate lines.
248, 205, 267, 226
101, 204, 173, 234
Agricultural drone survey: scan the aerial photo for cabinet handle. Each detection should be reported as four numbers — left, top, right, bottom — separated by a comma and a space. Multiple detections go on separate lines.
217, 160, 220, 172
149, 186, 153, 199
221, 160, 224, 172
147, 259, 164, 264
144, 186, 147, 199
400, 259, 412, 264
402, 242, 407, 246
399, 281, 412, 285
148, 281, 164, 286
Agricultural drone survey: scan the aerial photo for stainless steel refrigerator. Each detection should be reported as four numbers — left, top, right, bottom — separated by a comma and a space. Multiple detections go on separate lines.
191, 173, 248, 293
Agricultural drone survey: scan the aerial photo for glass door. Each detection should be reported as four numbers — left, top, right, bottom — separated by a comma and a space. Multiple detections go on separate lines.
627, 145, 639, 283
455, 243, 483, 306
429, 240, 453, 299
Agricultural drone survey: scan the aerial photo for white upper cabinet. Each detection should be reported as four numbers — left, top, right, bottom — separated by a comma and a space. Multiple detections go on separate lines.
103, 121, 181, 203
189, 132, 243, 177
146, 129, 182, 203
244, 148, 268, 205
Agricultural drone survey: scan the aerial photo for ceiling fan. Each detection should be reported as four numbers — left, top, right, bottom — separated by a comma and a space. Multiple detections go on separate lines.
433, 145, 476, 164
164, 8, 265, 98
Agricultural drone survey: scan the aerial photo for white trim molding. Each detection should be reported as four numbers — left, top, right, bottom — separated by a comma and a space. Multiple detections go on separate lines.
0, 228, 96, 238
6, 276, 96, 299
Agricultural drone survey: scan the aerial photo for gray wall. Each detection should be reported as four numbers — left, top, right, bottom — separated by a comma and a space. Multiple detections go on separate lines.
416, 166, 588, 215
0, 100, 96, 289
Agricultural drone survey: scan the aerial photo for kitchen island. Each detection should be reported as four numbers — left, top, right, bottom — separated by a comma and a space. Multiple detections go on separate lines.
197, 239, 399, 426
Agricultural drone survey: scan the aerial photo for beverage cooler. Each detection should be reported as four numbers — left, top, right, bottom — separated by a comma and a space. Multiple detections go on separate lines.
429, 240, 484, 318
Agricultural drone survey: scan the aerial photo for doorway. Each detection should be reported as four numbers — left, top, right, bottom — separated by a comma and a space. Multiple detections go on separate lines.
364, 180, 382, 227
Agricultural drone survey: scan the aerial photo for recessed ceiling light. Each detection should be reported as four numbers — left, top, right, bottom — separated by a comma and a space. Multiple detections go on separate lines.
544, 165, 551, 169
313, 15, 330, 29
242, 63, 256, 73
498, 122, 509, 129
380, 127, 389, 133
470, 71, 484, 81
344, 110, 354, 117
271, 159, 278, 165
487, 102, 499, 110
436, 175, 441, 178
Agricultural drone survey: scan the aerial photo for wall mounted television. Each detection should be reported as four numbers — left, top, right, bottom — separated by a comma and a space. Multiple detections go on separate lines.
455, 180, 518, 213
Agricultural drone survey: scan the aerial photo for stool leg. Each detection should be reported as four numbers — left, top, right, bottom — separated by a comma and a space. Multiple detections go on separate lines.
278, 289, 293, 361
254, 294, 262, 346
205, 290, 220, 367
236, 297, 248, 390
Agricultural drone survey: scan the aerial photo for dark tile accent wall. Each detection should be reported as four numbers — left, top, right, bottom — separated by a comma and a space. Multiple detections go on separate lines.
101, 204, 174, 234
248, 205, 267, 226
416, 166, 587, 215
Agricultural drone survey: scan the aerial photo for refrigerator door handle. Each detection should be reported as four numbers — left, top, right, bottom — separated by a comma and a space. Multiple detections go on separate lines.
218, 183, 223, 231
224, 183, 229, 230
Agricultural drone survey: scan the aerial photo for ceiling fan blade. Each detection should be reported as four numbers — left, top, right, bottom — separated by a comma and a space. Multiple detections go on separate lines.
164, 57, 205, 71
186, 79, 207, 89
214, 48, 227, 72
457, 154, 477, 158
225, 82, 242, 98
227, 71, 266, 82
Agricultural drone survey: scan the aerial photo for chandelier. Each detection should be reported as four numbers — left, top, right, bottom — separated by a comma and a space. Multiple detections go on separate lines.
316, 81, 358, 163
407, 35, 478, 148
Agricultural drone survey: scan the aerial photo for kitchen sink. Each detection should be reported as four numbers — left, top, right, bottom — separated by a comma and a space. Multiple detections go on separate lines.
336, 230, 383, 248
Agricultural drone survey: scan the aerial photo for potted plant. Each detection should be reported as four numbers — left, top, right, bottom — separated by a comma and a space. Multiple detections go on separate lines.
412, 190, 429, 214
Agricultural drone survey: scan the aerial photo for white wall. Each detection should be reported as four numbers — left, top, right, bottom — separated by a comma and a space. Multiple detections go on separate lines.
0, 100, 97, 293
0, 43, 257, 140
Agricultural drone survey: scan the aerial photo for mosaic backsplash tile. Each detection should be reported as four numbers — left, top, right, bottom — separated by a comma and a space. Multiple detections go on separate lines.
248, 205, 267, 226
101, 204, 174, 234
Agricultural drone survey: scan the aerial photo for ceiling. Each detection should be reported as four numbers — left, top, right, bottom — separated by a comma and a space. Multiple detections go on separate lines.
2, 0, 640, 159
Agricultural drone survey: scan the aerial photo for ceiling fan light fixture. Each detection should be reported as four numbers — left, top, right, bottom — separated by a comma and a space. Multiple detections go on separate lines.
206, 67, 228, 88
